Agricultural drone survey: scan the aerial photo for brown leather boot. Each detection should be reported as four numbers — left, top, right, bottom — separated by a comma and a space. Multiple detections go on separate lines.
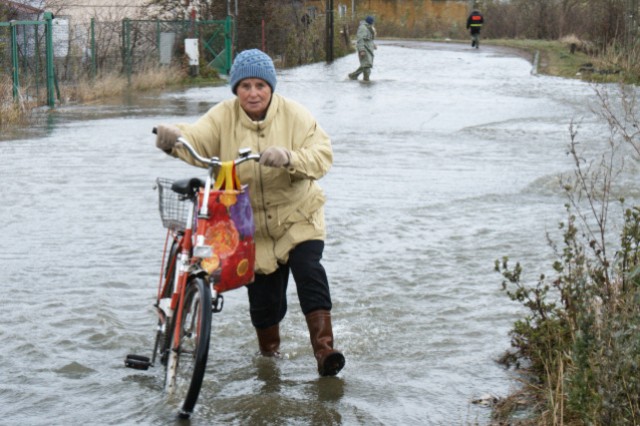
305, 310, 345, 376
256, 324, 281, 357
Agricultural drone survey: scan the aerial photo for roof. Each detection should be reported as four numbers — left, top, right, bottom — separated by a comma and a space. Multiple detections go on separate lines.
0, 0, 45, 15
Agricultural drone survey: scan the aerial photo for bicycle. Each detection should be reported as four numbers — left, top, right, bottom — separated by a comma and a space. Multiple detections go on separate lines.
125, 133, 260, 419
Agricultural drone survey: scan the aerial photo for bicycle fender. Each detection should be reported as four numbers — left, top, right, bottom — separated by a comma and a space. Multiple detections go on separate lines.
188, 264, 208, 279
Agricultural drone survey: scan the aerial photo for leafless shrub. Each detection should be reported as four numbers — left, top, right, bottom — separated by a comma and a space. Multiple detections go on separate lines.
495, 84, 640, 424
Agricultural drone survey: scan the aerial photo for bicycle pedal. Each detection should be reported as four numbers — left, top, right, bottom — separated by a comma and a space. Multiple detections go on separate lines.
125, 354, 152, 370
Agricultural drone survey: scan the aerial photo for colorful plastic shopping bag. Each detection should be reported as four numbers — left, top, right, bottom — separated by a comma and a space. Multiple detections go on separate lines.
198, 162, 255, 292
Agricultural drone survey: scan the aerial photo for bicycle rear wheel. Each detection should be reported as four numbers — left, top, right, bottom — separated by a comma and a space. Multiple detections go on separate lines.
165, 276, 212, 419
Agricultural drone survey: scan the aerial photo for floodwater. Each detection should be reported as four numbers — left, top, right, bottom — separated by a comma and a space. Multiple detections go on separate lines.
1, 41, 637, 425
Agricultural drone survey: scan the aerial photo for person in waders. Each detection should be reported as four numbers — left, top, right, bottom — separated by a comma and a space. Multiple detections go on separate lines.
348, 16, 376, 81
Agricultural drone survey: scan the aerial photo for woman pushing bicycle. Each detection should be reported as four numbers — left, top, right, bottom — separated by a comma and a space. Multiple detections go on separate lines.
154, 49, 345, 377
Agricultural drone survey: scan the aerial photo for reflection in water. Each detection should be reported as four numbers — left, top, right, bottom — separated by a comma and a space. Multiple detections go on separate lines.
254, 356, 282, 393
316, 377, 345, 403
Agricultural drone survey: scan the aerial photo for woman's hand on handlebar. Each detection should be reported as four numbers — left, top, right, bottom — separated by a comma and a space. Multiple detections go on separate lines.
259, 146, 291, 168
155, 124, 182, 154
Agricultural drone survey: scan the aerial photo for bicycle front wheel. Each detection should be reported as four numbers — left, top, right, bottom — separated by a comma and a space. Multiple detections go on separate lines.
165, 276, 212, 419
154, 239, 181, 367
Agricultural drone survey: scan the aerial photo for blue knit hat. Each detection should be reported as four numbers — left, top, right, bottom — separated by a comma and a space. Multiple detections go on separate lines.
229, 49, 277, 94
365, 16, 374, 24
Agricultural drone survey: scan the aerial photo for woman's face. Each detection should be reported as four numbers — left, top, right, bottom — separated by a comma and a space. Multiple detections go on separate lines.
236, 78, 272, 121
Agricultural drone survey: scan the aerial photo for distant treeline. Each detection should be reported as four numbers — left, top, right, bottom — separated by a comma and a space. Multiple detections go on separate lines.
480, 0, 638, 49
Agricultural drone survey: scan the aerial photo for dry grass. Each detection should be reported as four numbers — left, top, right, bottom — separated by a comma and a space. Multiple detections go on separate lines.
592, 43, 640, 83
0, 77, 36, 129
559, 34, 597, 55
132, 66, 185, 90
61, 65, 185, 104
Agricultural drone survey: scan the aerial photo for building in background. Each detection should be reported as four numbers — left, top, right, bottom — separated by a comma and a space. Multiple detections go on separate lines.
0, 0, 43, 20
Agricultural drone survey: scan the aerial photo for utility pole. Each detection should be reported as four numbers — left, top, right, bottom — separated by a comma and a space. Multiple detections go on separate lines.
326, 0, 334, 63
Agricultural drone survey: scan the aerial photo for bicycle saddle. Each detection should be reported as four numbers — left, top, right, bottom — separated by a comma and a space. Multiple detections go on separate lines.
171, 178, 205, 196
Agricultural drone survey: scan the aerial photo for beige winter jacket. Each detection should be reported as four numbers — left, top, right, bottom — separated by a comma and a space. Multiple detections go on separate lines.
171, 93, 333, 274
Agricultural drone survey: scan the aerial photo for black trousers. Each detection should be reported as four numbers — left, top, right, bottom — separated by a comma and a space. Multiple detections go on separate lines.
247, 240, 332, 329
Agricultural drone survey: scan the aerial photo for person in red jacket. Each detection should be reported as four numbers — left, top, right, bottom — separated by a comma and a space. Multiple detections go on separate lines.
466, 10, 484, 48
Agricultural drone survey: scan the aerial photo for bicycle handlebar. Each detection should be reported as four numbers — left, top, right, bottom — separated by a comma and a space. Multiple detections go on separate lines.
176, 137, 261, 167
153, 127, 261, 166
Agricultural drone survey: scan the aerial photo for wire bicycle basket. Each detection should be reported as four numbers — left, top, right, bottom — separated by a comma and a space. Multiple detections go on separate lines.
156, 177, 191, 232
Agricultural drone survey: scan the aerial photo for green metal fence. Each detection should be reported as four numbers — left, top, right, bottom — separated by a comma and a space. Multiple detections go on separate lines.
91, 16, 233, 80
0, 11, 55, 107
1, 14, 233, 108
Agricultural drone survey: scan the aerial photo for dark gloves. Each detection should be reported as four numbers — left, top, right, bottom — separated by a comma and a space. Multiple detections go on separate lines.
155, 124, 182, 154
259, 146, 291, 168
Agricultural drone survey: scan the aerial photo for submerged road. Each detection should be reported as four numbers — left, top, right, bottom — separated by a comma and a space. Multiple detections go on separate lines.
1, 40, 628, 424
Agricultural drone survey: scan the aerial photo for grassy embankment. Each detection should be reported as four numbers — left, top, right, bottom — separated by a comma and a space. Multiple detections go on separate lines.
485, 37, 638, 83
486, 38, 592, 77
404, 37, 624, 81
